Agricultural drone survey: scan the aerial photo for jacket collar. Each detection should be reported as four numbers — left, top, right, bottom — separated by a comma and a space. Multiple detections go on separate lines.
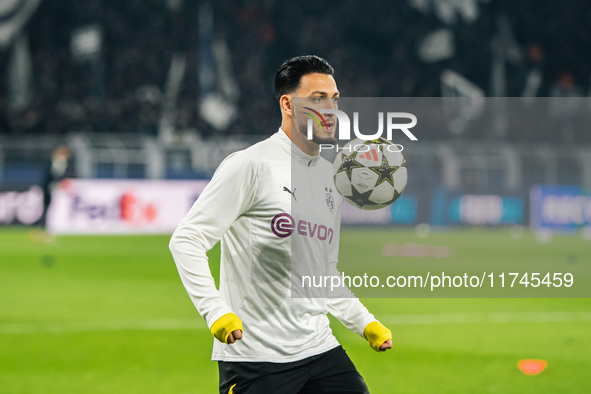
275, 128, 320, 167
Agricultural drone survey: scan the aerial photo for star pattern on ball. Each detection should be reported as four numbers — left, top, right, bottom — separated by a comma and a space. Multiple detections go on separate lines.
350, 185, 373, 209
337, 155, 364, 181
370, 156, 397, 187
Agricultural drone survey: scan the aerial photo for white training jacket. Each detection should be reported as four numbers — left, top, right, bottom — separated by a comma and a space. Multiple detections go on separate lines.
169, 129, 375, 362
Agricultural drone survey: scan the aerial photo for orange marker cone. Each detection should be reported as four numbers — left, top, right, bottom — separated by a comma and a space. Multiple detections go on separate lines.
518, 359, 548, 376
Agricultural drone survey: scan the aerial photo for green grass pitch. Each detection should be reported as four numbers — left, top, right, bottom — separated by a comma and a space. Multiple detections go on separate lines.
1, 227, 590, 393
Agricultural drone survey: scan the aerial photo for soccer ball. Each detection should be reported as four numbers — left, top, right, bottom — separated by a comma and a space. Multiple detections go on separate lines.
333, 138, 407, 210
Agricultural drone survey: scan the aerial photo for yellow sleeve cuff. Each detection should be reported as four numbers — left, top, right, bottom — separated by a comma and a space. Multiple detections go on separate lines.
364, 321, 392, 352
210, 313, 243, 344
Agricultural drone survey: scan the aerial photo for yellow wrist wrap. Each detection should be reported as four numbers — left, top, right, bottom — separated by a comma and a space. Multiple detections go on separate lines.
364, 321, 392, 352
210, 313, 243, 344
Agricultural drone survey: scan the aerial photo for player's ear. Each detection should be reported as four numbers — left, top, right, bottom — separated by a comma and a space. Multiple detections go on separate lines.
280, 94, 292, 116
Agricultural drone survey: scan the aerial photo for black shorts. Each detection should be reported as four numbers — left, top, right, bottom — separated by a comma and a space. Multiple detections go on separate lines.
218, 346, 369, 394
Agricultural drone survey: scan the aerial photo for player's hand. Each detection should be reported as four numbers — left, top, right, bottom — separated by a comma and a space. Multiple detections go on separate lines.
364, 321, 392, 352
210, 313, 243, 345
226, 329, 243, 344
379, 339, 393, 352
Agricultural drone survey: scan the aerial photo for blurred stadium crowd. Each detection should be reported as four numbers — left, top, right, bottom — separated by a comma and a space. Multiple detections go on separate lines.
0, 0, 590, 142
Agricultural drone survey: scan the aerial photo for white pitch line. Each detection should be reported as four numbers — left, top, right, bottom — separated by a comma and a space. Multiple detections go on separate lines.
382, 311, 591, 326
1, 311, 591, 335
0, 319, 204, 334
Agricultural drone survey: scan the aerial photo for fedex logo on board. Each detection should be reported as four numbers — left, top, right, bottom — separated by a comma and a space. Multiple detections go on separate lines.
70, 192, 157, 224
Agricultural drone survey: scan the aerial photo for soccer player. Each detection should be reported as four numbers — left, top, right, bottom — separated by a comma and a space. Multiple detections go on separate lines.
169, 55, 392, 394
30, 146, 74, 244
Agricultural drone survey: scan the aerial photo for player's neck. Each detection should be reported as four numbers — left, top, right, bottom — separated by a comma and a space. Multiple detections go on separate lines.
281, 119, 319, 157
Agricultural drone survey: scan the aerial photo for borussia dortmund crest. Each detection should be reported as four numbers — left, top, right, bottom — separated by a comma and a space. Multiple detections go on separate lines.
325, 187, 335, 214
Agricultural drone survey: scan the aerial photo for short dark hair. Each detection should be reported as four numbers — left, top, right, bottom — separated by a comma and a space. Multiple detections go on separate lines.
274, 55, 334, 100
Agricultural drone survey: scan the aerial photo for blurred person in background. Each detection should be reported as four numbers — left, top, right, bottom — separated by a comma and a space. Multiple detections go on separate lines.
30, 145, 74, 243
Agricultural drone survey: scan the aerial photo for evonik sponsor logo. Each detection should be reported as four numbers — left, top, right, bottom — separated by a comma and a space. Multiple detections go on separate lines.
271, 213, 334, 243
